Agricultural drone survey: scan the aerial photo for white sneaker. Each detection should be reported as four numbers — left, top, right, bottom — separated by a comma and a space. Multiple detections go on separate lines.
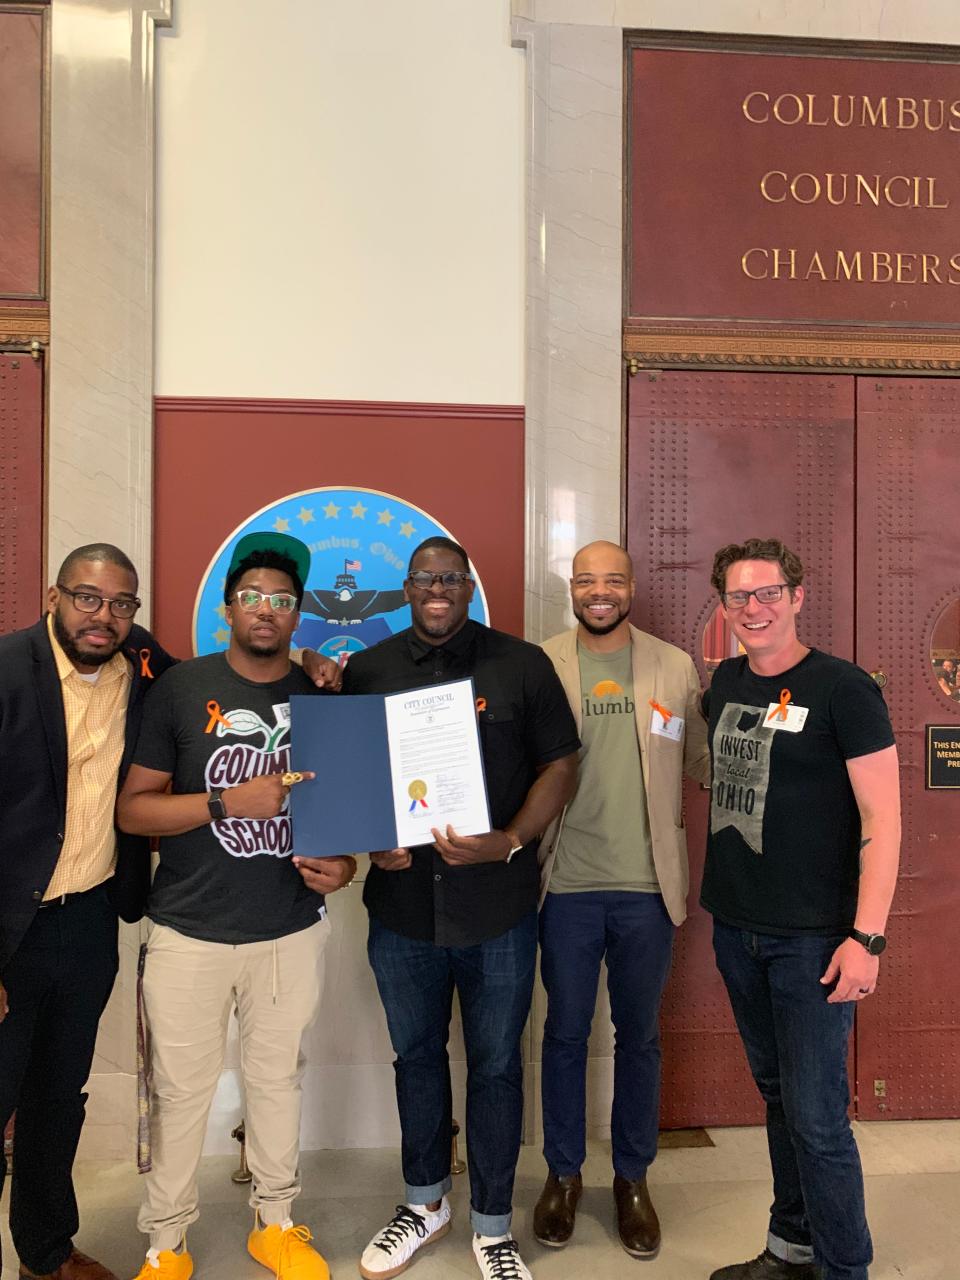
359, 1198, 452, 1278
473, 1233, 532, 1280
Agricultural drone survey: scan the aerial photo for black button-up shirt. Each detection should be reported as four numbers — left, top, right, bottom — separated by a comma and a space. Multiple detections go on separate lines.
342, 620, 579, 947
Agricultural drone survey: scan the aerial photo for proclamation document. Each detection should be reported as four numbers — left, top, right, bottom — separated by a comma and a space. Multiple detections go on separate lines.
384, 678, 491, 848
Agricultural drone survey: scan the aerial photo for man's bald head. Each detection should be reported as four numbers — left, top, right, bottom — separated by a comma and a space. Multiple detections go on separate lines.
569, 541, 635, 644
571, 540, 634, 580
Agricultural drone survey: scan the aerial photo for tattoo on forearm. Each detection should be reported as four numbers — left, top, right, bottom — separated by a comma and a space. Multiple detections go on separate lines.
859, 836, 872, 873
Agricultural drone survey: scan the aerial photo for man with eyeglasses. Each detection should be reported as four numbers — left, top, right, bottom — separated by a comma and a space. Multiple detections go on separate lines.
703, 538, 900, 1280
0, 543, 177, 1280
117, 532, 355, 1280
533, 540, 710, 1259
343, 537, 579, 1280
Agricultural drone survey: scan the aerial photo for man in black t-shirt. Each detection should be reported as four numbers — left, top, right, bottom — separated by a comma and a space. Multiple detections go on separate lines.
345, 537, 579, 1280
702, 538, 900, 1280
117, 533, 355, 1280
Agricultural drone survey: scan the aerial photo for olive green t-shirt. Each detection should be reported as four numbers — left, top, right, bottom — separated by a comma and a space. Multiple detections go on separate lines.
549, 642, 659, 895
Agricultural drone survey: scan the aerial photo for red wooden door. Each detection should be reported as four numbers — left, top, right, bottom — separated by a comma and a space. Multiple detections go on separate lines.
626, 369, 856, 1126
0, 352, 44, 635
855, 378, 960, 1119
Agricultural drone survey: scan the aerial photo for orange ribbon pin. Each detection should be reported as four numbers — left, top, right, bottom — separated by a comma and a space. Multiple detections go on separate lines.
649, 698, 673, 725
476, 696, 487, 713
139, 648, 154, 679
205, 700, 233, 734
767, 689, 792, 722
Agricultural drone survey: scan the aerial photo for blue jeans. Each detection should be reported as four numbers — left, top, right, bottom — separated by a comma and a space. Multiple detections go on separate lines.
540, 890, 675, 1180
367, 911, 538, 1236
713, 920, 872, 1280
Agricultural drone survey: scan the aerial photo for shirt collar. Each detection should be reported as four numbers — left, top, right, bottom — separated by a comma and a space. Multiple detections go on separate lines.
405, 617, 478, 665
46, 612, 130, 686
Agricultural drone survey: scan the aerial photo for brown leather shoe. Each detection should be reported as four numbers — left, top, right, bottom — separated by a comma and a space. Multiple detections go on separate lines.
533, 1171, 583, 1247
613, 1174, 661, 1259
19, 1248, 120, 1280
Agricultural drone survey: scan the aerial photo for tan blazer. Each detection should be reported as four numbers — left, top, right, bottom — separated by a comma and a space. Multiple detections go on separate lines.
538, 625, 710, 926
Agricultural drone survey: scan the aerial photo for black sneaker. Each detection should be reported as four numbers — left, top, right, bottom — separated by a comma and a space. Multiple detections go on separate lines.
709, 1249, 822, 1280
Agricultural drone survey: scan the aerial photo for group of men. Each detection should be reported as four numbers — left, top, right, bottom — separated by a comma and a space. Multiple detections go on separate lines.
0, 529, 899, 1280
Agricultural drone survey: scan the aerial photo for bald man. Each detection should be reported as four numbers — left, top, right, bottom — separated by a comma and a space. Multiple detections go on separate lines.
534, 542, 710, 1259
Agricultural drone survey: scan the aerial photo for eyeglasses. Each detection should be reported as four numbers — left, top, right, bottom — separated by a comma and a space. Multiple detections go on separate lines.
721, 583, 790, 610
233, 589, 299, 613
57, 584, 141, 619
406, 571, 474, 590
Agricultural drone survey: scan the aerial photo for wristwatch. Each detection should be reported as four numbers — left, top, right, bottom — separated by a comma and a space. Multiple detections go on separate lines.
849, 928, 886, 956
207, 788, 228, 821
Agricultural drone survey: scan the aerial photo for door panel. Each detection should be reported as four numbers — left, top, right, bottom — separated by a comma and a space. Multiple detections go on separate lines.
626, 370, 856, 1126
855, 378, 960, 1119
0, 352, 43, 634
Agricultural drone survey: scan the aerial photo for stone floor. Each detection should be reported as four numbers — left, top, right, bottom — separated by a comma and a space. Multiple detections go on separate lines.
2, 1122, 957, 1278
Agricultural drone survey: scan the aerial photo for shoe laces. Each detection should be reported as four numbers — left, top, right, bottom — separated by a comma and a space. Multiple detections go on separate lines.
478, 1238, 525, 1279
372, 1205, 430, 1254
274, 1223, 314, 1278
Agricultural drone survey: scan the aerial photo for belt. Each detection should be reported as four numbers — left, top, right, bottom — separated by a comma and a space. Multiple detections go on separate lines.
37, 883, 103, 909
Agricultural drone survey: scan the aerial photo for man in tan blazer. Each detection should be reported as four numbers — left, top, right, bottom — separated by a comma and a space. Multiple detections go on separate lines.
533, 541, 709, 1261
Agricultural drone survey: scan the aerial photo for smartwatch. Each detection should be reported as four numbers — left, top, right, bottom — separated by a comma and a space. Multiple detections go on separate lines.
849, 928, 886, 956
207, 788, 228, 821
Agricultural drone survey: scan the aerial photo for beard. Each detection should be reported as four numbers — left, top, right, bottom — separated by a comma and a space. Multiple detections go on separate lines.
52, 607, 121, 667
573, 600, 631, 636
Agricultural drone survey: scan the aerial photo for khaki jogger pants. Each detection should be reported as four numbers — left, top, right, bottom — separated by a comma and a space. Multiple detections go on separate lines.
138, 917, 330, 1251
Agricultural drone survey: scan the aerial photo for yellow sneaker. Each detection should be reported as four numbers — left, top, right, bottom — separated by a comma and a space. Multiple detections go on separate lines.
129, 1247, 194, 1280
247, 1220, 330, 1280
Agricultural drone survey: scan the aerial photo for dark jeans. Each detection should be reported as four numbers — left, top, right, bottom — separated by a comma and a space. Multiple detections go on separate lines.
713, 919, 872, 1280
0, 884, 119, 1274
539, 890, 674, 1180
367, 910, 538, 1236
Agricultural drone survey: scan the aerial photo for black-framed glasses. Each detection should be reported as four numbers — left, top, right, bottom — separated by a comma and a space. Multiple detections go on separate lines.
407, 571, 474, 590
233, 589, 299, 613
57, 584, 141, 619
721, 583, 790, 610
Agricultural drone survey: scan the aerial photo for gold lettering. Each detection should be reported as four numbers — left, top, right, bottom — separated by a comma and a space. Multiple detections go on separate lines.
771, 248, 797, 280
805, 251, 827, 281
949, 253, 960, 284
742, 248, 768, 279
759, 171, 787, 203
835, 250, 862, 282
832, 94, 855, 127
923, 98, 945, 131
872, 251, 893, 283
742, 91, 770, 124
825, 173, 848, 205
951, 101, 960, 132
921, 253, 943, 284
927, 177, 949, 209
883, 175, 912, 208
855, 174, 881, 207
805, 93, 829, 126
896, 252, 918, 284
790, 173, 820, 204
897, 97, 919, 130
773, 93, 805, 125
861, 96, 889, 128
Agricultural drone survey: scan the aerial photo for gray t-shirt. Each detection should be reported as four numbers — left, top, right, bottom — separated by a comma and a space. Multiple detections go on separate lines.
133, 653, 327, 943
550, 642, 658, 894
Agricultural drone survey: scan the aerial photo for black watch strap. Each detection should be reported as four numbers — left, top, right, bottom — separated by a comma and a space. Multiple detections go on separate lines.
207, 788, 228, 821
849, 927, 886, 956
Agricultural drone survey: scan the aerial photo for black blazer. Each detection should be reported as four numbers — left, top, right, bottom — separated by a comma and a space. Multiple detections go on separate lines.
0, 617, 176, 970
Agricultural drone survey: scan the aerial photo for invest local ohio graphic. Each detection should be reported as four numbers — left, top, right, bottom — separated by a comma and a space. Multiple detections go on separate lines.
193, 487, 490, 659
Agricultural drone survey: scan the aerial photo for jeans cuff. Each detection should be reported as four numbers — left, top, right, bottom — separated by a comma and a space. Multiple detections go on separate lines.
472, 1209, 512, 1236
767, 1231, 815, 1265
405, 1175, 452, 1207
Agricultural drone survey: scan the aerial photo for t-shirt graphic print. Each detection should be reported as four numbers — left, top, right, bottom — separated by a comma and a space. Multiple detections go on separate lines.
205, 698, 295, 859
710, 701, 772, 855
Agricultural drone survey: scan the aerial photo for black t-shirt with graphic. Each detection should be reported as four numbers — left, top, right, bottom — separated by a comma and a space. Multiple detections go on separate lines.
700, 649, 895, 936
133, 653, 327, 944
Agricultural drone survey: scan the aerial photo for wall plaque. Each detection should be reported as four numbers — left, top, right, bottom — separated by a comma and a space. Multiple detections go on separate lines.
927, 725, 960, 790
625, 35, 960, 371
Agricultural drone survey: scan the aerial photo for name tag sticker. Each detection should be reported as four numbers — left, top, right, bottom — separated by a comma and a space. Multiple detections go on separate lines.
650, 708, 684, 741
764, 702, 809, 733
